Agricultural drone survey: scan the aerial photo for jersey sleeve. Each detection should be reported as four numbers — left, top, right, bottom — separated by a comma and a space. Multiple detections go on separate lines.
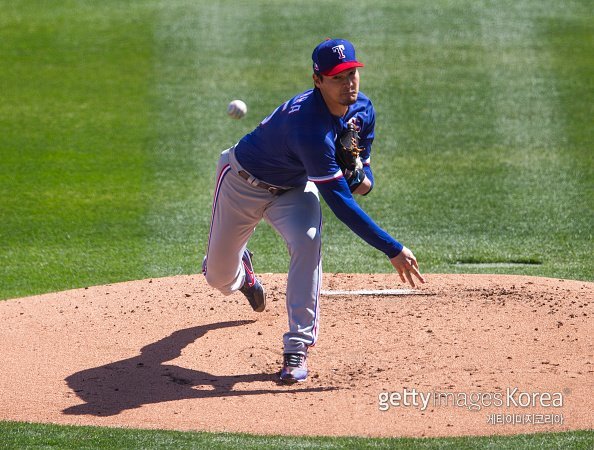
315, 177, 403, 258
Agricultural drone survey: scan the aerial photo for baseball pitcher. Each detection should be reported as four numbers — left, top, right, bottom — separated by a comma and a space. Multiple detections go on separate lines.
203, 38, 425, 383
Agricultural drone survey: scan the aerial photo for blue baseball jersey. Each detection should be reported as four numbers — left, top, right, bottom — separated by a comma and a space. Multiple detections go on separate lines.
235, 88, 403, 258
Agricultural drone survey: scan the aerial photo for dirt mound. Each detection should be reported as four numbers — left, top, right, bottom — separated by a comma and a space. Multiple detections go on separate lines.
0, 273, 592, 437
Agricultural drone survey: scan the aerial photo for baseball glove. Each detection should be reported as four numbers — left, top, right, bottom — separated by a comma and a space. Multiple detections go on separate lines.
335, 122, 366, 192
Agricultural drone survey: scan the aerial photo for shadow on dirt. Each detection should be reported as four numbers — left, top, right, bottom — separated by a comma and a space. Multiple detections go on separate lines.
63, 320, 332, 417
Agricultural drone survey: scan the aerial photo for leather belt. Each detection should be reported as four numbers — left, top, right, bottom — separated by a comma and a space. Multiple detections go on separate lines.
238, 170, 290, 196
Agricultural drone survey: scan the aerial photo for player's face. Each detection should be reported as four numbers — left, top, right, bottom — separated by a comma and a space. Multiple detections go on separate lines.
315, 68, 360, 115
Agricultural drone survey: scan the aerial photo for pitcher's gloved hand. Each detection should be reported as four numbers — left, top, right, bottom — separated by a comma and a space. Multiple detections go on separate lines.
335, 122, 366, 193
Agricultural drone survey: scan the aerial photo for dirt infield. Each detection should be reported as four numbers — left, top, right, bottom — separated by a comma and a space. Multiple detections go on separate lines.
0, 273, 592, 438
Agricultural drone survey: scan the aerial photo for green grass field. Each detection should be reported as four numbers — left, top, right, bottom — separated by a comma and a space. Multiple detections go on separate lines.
1, 0, 592, 447
1, 421, 593, 450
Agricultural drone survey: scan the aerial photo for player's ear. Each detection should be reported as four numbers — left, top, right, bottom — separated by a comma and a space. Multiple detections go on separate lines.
313, 73, 323, 88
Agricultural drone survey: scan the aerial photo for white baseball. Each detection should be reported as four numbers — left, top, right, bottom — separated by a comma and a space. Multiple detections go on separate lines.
227, 99, 247, 119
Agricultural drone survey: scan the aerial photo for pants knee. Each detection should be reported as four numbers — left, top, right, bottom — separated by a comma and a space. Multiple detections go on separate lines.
287, 227, 321, 255
204, 267, 237, 295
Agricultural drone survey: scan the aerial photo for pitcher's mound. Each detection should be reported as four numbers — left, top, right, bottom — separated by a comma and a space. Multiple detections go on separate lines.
0, 273, 592, 438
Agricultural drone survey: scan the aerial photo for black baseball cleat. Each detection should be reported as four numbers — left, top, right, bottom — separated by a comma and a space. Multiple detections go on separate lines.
239, 249, 266, 312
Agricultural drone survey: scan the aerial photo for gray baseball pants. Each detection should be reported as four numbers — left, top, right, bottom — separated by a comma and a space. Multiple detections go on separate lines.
203, 147, 322, 355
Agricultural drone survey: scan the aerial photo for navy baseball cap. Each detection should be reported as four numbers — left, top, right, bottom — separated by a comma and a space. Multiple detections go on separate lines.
312, 38, 364, 76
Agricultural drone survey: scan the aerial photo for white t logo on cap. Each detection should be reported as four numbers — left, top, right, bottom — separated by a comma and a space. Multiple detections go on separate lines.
332, 45, 346, 59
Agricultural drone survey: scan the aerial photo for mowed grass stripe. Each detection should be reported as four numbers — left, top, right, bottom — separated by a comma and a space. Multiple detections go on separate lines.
0, 1, 157, 298
447, 1, 571, 269
542, 4, 594, 279
461, 1, 591, 276
141, 1, 259, 277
